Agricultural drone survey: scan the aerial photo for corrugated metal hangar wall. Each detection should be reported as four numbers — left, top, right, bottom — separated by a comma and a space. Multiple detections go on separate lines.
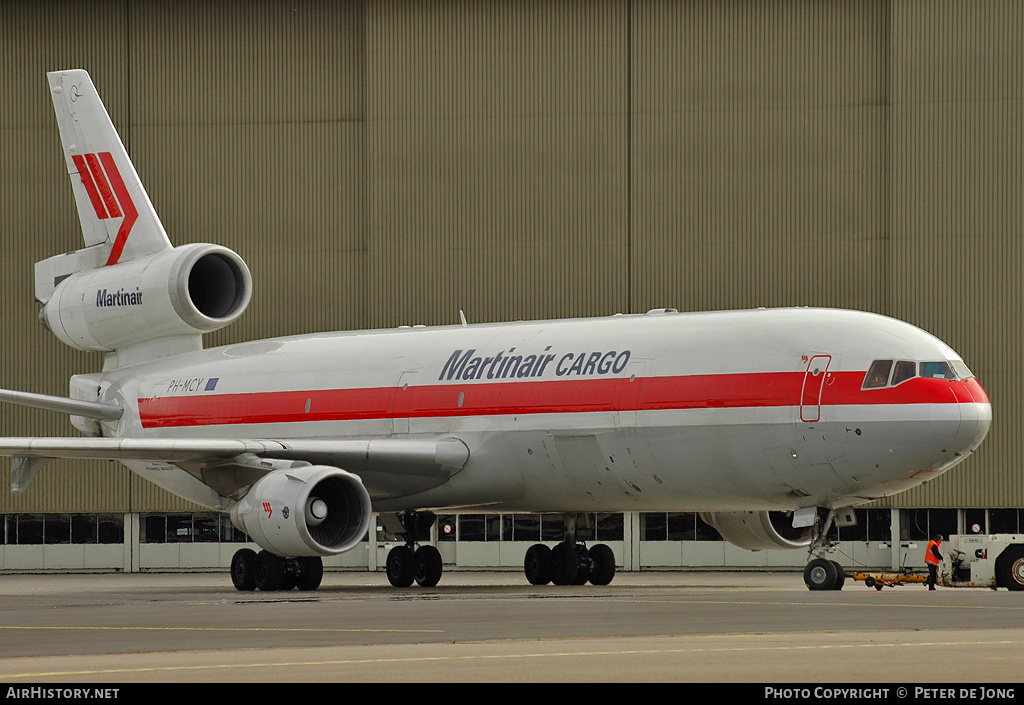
1, 1, 1021, 513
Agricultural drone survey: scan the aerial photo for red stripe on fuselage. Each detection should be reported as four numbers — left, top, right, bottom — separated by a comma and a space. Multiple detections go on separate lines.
136, 371, 984, 429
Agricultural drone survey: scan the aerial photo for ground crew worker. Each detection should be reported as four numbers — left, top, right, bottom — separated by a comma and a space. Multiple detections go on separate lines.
925, 534, 943, 590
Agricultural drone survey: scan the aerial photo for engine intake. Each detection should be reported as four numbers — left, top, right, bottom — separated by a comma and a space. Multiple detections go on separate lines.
700, 510, 812, 551
229, 465, 373, 557
40, 243, 251, 352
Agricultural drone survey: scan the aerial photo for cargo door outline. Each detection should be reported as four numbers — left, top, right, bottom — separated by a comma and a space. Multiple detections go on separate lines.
615, 360, 647, 432
800, 355, 832, 423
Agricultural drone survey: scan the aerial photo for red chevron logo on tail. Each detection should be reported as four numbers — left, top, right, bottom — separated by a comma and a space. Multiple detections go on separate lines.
71, 152, 138, 266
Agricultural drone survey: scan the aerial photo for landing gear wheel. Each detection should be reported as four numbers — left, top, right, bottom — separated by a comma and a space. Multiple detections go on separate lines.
804, 557, 838, 591
414, 545, 443, 587
549, 542, 579, 586
296, 557, 324, 591
524, 544, 552, 585
386, 545, 416, 588
996, 545, 1024, 591
588, 544, 616, 586
230, 548, 257, 591
830, 560, 846, 591
254, 550, 285, 591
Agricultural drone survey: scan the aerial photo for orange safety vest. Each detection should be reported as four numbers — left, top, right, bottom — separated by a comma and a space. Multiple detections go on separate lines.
925, 539, 942, 565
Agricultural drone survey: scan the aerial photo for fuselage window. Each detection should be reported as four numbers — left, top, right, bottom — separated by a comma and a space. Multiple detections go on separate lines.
920, 361, 957, 380
891, 360, 917, 386
863, 359, 893, 389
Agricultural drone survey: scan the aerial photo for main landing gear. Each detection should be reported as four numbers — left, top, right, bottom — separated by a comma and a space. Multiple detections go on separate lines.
384, 510, 444, 588
230, 548, 324, 592
802, 508, 846, 591
523, 513, 617, 586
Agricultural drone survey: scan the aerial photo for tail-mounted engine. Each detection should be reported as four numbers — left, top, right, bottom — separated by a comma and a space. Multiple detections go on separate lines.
700, 510, 812, 551
229, 465, 373, 558
37, 243, 251, 352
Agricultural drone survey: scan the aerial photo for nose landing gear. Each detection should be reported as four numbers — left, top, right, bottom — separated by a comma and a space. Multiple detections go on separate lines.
802, 508, 846, 591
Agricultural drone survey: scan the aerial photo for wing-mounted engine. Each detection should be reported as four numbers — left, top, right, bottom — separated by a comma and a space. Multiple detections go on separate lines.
700, 510, 812, 551
37, 243, 251, 355
229, 465, 373, 558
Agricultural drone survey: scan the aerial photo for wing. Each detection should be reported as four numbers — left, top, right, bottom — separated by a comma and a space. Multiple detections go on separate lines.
0, 436, 469, 501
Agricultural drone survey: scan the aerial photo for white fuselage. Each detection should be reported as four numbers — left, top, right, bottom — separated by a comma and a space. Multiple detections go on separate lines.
83, 307, 991, 515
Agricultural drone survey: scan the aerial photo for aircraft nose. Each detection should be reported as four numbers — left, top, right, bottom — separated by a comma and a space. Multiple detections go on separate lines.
955, 379, 992, 451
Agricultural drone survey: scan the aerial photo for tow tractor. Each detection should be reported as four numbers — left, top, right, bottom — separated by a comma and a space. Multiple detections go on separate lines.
853, 534, 1024, 591
940, 533, 1024, 590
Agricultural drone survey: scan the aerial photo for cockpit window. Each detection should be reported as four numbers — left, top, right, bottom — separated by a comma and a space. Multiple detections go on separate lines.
920, 361, 957, 380
891, 360, 917, 386
865, 358, 968, 388
950, 360, 974, 380
863, 359, 893, 389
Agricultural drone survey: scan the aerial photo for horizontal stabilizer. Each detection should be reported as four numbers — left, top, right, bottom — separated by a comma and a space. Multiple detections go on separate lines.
0, 388, 123, 420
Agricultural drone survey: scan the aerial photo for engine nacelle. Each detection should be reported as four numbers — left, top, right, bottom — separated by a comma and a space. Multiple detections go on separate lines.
229, 465, 373, 557
700, 510, 812, 551
39, 243, 251, 352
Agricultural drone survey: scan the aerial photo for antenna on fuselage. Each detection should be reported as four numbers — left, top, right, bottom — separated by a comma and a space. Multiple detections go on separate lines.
459, 309, 468, 327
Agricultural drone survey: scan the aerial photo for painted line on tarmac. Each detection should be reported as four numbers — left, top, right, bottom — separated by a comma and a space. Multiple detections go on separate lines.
2, 637, 1023, 680
0, 625, 440, 634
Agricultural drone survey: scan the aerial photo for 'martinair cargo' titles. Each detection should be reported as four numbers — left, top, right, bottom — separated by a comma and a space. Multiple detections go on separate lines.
95, 287, 142, 307
439, 347, 631, 381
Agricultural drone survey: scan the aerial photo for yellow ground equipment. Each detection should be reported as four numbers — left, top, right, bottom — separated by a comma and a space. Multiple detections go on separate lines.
853, 571, 928, 590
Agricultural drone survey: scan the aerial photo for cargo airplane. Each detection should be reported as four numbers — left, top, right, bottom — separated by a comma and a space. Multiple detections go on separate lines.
0, 71, 992, 591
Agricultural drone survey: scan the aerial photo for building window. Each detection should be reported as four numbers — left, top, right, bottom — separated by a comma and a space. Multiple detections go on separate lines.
457, 514, 501, 542
437, 514, 457, 542
595, 513, 624, 541
901, 508, 958, 541
641, 513, 722, 541
963, 508, 987, 534
0, 514, 123, 545
990, 509, 1021, 534
506, 514, 539, 542
7, 515, 43, 544
141, 513, 234, 543
836, 508, 891, 542
641, 513, 666, 541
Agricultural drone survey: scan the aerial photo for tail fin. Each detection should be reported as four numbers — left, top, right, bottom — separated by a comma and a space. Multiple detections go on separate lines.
38, 70, 171, 302
36, 70, 251, 368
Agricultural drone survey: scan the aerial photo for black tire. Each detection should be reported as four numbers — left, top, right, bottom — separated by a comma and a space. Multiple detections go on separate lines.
588, 543, 616, 586
524, 544, 552, 585
830, 560, 846, 591
386, 545, 416, 588
864, 576, 876, 589
995, 545, 1024, 591
254, 550, 285, 591
550, 542, 579, 586
414, 545, 444, 587
230, 548, 257, 591
804, 557, 838, 591
296, 556, 324, 591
